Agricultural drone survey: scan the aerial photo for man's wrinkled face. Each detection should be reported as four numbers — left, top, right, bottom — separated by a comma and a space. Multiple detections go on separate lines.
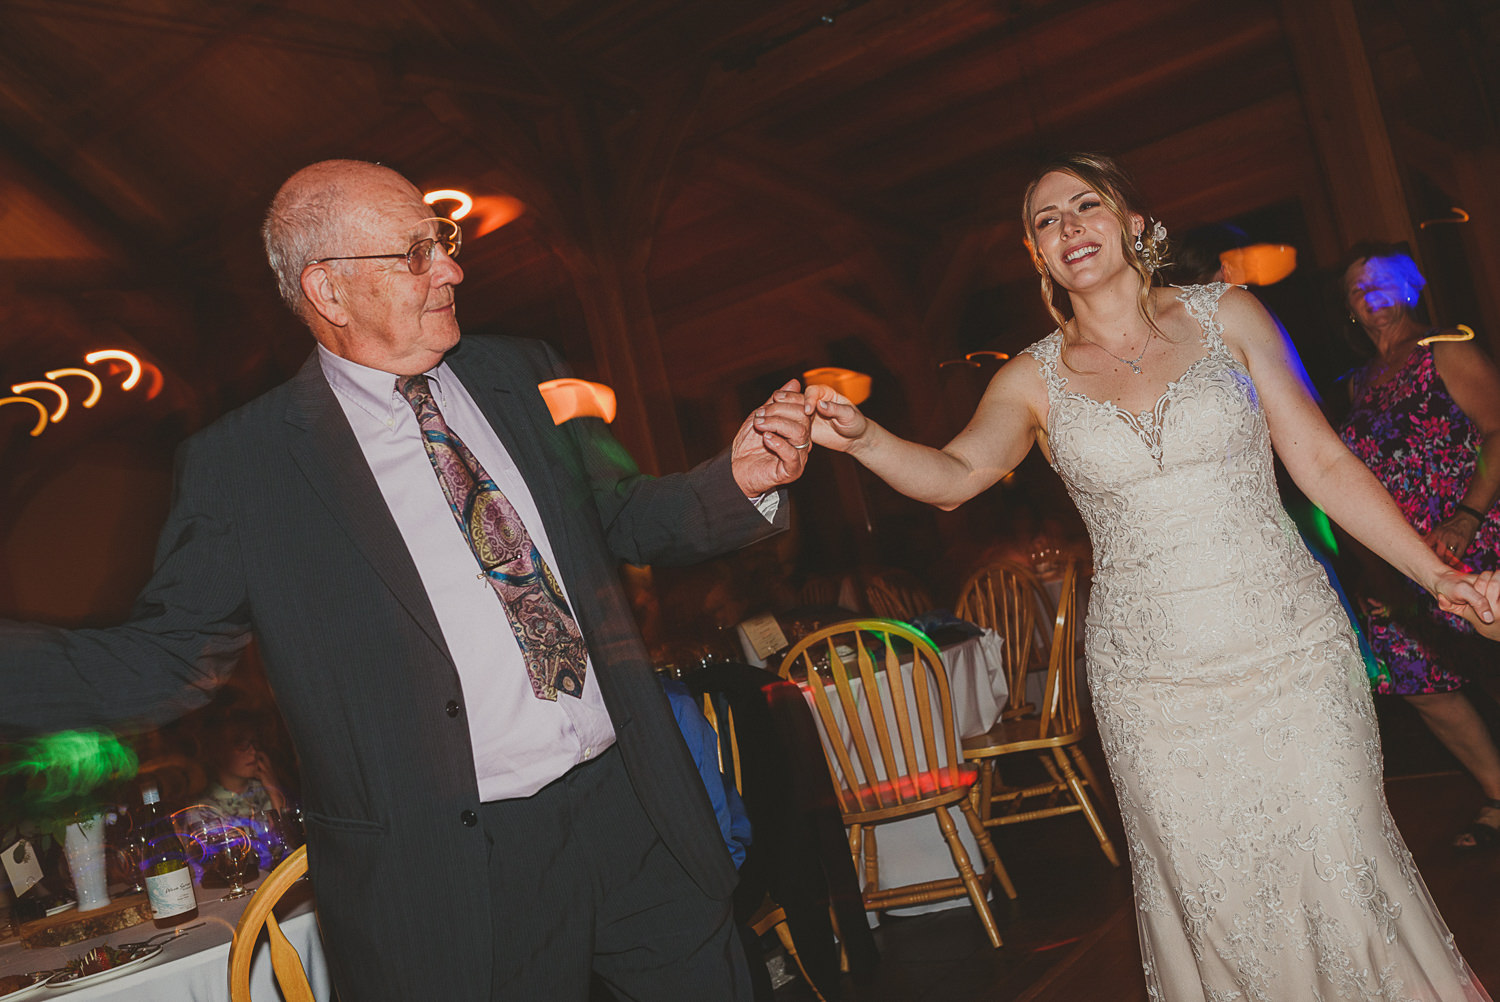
328, 174, 464, 374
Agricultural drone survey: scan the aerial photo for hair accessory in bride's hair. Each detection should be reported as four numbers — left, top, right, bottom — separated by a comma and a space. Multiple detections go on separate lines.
1137, 219, 1169, 275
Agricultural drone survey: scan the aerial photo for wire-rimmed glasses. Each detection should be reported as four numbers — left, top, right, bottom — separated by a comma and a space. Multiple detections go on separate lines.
308, 216, 462, 275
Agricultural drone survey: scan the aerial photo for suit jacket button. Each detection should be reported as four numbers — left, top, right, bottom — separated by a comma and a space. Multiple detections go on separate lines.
461, 809, 478, 827
445, 700, 460, 718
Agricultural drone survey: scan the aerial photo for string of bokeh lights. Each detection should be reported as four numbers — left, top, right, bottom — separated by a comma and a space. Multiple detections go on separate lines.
1, 350, 161, 438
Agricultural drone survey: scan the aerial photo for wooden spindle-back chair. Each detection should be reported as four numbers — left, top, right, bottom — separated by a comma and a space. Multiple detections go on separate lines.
858, 570, 934, 622
778, 619, 1016, 948
227, 844, 313, 1002
960, 563, 1120, 867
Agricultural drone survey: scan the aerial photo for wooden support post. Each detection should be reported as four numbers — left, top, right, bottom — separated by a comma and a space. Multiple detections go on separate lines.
1279, 0, 1418, 257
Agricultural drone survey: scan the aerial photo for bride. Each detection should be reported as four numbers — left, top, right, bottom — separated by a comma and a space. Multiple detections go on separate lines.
804, 152, 1493, 1000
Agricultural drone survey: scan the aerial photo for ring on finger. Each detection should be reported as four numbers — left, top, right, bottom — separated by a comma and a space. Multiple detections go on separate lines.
792, 442, 810, 450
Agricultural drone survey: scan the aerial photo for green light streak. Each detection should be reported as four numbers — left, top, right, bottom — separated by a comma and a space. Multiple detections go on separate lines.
1306, 506, 1338, 557
2, 731, 138, 822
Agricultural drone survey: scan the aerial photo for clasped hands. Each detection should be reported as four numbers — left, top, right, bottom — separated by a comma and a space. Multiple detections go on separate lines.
731, 381, 869, 497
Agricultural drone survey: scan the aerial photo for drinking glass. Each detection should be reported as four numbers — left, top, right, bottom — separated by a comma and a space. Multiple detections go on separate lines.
189, 819, 254, 900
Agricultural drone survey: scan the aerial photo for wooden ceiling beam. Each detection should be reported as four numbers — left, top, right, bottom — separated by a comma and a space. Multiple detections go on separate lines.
848, 9, 1282, 194
696, 0, 1041, 139
0, 0, 388, 56
695, 140, 929, 246
0, 66, 170, 233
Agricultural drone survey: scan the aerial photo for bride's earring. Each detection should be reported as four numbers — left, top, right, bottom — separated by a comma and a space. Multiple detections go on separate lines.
1135, 233, 1144, 253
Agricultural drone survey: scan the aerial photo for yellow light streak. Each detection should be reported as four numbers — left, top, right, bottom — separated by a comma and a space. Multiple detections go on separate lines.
10, 381, 68, 421
423, 189, 473, 221
1419, 207, 1470, 229
85, 349, 142, 390
0, 396, 49, 436
45, 368, 103, 407
1418, 324, 1477, 346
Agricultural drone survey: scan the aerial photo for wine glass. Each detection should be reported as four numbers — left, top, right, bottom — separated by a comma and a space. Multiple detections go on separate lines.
210, 826, 254, 900
188, 818, 254, 900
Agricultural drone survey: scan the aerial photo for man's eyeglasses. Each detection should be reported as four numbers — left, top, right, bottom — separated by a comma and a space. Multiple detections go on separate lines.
308, 217, 462, 276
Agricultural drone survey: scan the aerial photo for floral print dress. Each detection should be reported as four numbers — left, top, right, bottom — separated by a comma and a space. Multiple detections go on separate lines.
1339, 343, 1500, 694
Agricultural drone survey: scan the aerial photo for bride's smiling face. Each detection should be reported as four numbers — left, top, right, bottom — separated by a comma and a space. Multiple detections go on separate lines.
1027, 170, 1142, 291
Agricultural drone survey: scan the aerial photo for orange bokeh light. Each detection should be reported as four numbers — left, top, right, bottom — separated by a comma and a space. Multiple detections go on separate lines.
802, 367, 871, 405
538, 378, 617, 424
1219, 244, 1297, 286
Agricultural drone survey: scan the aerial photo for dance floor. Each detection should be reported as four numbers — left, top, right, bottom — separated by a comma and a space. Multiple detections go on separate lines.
771, 693, 1500, 1001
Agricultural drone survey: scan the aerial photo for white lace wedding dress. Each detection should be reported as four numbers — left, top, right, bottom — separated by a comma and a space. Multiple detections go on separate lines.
1023, 283, 1490, 1002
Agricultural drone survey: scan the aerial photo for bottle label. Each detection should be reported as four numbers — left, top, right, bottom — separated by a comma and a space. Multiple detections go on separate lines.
145, 867, 196, 918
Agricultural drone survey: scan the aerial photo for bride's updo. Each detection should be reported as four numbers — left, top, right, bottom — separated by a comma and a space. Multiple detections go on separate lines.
1020, 152, 1169, 334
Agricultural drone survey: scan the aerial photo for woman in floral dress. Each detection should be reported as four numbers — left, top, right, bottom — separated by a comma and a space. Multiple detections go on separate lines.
1338, 241, 1500, 849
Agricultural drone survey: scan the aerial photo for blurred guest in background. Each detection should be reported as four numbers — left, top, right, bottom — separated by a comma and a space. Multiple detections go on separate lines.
192, 713, 289, 818
1336, 240, 1500, 850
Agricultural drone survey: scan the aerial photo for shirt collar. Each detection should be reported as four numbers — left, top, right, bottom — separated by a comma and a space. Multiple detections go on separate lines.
317, 344, 455, 424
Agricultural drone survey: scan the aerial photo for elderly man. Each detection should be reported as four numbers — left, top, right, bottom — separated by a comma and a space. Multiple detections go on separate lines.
0, 159, 814, 1000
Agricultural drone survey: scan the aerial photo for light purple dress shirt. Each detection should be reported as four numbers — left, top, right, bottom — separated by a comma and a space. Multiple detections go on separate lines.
318, 346, 615, 801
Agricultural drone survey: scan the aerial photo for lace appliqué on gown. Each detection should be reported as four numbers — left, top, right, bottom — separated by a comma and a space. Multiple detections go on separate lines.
1020, 283, 1489, 1002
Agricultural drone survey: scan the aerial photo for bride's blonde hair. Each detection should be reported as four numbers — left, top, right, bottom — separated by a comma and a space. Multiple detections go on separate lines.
1020, 152, 1168, 336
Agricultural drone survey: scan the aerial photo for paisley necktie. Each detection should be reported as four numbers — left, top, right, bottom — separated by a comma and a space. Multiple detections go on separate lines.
396, 373, 587, 700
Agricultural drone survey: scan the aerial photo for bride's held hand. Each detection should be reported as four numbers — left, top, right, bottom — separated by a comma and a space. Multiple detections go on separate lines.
804, 384, 869, 453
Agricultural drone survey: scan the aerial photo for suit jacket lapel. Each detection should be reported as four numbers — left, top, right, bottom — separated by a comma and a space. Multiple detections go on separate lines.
284, 352, 455, 664
445, 343, 574, 562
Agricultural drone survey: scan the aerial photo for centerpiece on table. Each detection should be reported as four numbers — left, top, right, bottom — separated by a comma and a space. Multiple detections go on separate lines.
1, 730, 138, 917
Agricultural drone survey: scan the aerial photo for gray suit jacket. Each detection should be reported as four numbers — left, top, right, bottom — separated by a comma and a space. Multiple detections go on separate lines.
0, 335, 782, 1000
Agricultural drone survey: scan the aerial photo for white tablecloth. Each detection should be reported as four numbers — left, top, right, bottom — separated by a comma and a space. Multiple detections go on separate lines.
800, 629, 1007, 918
0, 874, 332, 1001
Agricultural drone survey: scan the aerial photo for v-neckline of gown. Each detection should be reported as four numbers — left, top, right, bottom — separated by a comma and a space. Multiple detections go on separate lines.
1049, 335, 1228, 468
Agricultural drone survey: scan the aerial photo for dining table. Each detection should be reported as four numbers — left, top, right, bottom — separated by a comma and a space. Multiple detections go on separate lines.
796, 627, 1009, 919
0, 870, 332, 1002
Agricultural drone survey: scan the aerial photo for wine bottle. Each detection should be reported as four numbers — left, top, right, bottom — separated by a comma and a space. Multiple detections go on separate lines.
138, 784, 198, 927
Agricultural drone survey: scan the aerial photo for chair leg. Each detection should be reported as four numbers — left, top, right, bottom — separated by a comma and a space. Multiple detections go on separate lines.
958, 796, 1018, 900
1066, 743, 1108, 800
977, 758, 995, 823
933, 805, 1003, 948
772, 920, 828, 1002
863, 826, 879, 901
1037, 750, 1068, 801
1053, 747, 1121, 867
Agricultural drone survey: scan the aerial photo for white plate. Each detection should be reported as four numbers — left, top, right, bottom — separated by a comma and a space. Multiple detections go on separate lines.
44, 944, 162, 990
0, 974, 54, 1002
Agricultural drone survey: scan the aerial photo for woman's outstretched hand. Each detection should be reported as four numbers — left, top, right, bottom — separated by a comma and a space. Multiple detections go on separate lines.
804, 383, 869, 453
1438, 568, 1500, 640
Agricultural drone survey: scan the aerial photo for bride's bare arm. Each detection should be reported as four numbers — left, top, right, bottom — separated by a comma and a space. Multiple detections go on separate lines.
806, 356, 1045, 511
1217, 287, 1493, 621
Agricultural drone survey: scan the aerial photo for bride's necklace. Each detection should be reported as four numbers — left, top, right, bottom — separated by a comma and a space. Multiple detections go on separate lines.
1074, 324, 1153, 375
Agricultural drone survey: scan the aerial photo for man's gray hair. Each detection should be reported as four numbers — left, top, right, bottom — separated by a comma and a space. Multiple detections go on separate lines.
262, 184, 345, 319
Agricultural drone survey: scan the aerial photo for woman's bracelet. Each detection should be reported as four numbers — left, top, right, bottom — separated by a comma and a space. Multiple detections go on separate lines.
1454, 502, 1487, 522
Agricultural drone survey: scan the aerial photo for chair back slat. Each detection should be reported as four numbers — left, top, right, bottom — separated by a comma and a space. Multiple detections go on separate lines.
779, 619, 961, 814
795, 639, 865, 813
1037, 562, 1082, 739
266, 913, 314, 1002
878, 631, 920, 802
